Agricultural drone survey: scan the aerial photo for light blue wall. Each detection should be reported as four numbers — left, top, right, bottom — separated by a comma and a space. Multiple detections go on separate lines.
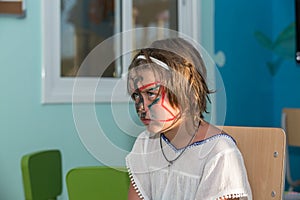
0, 1, 135, 199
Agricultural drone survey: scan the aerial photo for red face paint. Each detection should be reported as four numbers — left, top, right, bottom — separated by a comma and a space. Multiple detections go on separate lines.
131, 82, 177, 123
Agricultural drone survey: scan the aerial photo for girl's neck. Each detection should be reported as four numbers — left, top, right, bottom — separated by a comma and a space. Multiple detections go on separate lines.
163, 119, 206, 149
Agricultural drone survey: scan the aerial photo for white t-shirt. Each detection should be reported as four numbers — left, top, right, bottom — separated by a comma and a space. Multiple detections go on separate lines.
126, 131, 252, 200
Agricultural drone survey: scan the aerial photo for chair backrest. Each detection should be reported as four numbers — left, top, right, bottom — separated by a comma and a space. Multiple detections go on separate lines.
66, 166, 129, 200
21, 149, 62, 200
221, 126, 286, 200
282, 108, 300, 147
281, 108, 300, 191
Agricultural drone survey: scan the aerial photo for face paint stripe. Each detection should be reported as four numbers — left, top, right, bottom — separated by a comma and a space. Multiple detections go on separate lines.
161, 87, 176, 118
138, 81, 161, 91
158, 116, 177, 122
147, 85, 161, 91
148, 97, 160, 109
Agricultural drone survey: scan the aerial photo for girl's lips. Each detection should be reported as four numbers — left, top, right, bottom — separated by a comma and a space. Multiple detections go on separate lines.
141, 118, 151, 125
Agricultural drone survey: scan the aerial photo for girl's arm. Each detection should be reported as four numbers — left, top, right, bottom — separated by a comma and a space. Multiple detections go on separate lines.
128, 182, 142, 200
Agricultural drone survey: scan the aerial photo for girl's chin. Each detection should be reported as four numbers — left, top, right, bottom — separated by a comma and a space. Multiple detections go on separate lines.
146, 122, 170, 134
146, 124, 164, 134
143, 118, 176, 132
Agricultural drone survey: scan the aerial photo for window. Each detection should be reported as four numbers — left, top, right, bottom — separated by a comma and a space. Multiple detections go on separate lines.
42, 0, 214, 103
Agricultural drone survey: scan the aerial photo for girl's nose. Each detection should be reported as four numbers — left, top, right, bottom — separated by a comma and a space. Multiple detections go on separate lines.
135, 95, 149, 117
142, 97, 152, 111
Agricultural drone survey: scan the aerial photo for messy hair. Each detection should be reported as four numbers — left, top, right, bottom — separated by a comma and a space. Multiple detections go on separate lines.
127, 37, 213, 126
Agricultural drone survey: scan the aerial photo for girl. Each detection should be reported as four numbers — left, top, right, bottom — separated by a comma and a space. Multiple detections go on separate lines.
126, 38, 252, 200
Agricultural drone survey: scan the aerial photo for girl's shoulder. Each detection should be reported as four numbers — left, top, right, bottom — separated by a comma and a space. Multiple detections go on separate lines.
194, 123, 236, 146
190, 133, 237, 157
193, 132, 236, 146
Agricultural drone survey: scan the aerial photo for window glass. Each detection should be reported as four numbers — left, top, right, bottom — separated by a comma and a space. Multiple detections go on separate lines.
61, 0, 120, 77
132, 0, 178, 47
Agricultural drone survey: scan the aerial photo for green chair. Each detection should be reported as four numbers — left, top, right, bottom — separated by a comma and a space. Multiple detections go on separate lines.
21, 149, 62, 200
66, 166, 129, 200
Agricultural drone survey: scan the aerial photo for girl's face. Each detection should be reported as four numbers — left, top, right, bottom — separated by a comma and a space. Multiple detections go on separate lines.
129, 69, 180, 134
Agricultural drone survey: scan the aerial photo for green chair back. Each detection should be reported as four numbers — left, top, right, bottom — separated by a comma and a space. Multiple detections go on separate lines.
21, 149, 62, 200
66, 166, 129, 200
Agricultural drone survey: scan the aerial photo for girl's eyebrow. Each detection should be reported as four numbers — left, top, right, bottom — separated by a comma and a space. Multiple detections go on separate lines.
137, 81, 161, 91
130, 85, 159, 96
147, 84, 160, 91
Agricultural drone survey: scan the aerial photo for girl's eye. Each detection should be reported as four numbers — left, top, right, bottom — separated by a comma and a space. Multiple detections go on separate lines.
131, 93, 140, 102
146, 85, 160, 100
147, 91, 156, 100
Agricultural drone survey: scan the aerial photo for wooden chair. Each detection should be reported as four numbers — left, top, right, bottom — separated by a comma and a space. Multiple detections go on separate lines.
66, 166, 129, 200
282, 108, 300, 191
221, 126, 286, 200
21, 149, 62, 200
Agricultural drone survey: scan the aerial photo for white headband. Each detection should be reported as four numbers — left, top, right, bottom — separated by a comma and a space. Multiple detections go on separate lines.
136, 55, 170, 70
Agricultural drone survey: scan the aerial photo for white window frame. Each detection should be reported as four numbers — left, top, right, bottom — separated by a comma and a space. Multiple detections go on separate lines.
41, 0, 211, 104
